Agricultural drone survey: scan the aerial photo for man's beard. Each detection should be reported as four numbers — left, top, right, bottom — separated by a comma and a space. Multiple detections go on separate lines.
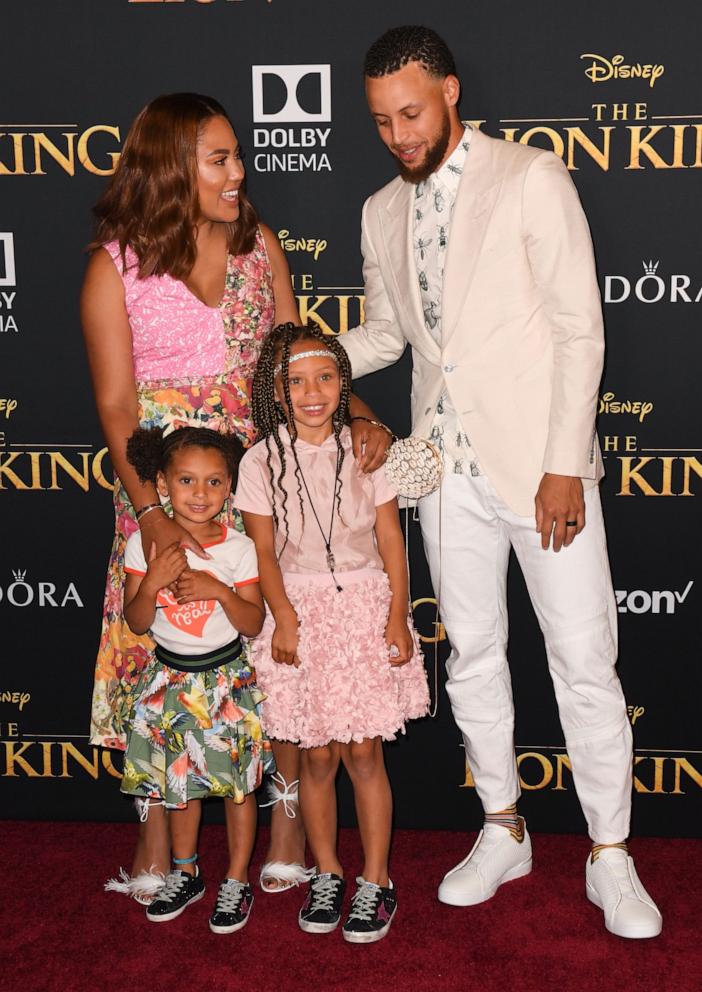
394, 113, 452, 184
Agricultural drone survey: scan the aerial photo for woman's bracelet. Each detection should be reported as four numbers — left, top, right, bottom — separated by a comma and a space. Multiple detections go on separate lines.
350, 415, 395, 441
135, 502, 163, 522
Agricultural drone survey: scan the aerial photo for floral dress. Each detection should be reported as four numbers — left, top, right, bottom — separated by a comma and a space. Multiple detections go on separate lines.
89, 228, 275, 753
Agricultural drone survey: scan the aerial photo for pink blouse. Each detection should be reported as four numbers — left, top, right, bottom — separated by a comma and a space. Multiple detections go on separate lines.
234, 426, 397, 575
103, 233, 274, 384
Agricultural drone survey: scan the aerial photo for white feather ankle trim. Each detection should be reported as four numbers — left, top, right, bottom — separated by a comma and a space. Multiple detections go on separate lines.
260, 861, 313, 888
104, 866, 165, 900
260, 772, 300, 818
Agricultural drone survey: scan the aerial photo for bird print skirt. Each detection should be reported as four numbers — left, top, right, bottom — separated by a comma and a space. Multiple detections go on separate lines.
120, 650, 275, 808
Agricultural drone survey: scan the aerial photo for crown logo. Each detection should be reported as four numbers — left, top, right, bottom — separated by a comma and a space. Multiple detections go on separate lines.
12, 569, 27, 582
642, 260, 659, 275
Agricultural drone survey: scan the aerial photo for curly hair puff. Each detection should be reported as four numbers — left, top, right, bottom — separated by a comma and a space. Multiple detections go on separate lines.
126, 425, 245, 485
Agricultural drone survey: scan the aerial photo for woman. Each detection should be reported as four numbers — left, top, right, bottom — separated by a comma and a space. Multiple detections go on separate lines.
82, 93, 389, 901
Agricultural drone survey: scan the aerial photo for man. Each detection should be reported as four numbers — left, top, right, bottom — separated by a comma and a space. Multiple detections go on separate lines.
340, 25, 661, 939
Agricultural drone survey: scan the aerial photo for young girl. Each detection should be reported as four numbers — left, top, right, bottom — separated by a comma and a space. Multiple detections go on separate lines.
235, 323, 429, 944
120, 425, 274, 932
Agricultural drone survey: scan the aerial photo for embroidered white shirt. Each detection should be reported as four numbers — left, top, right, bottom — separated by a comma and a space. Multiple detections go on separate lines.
413, 126, 480, 477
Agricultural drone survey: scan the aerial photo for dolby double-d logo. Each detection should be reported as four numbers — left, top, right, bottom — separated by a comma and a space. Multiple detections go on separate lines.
252, 65, 331, 123
0, 234, 16, 287
251, 65, 332, 174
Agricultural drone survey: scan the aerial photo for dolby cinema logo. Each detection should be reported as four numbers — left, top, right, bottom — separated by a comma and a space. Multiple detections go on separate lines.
0, 234, 18, 335
252, 64, 332, 174
0, 234, 16, 287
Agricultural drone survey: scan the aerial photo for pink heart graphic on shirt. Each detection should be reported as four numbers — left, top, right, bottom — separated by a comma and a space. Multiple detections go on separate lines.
157, 572, 217, 639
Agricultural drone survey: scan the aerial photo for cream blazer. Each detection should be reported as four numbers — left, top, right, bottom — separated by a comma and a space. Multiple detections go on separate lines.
342, 128, 605, 516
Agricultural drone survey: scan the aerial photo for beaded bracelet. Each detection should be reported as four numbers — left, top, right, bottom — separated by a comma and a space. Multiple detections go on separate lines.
350, 415, 396, 441
135, 502, 163, 522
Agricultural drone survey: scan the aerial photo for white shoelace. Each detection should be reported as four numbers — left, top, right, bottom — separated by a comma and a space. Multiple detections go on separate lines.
347, 881, 381, 922
308, 875, 343, 912
157, 871, 191, 903
215, 879, 246, 914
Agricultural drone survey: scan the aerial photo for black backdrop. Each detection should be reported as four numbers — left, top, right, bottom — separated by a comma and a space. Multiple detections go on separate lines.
2, 0, 700, 838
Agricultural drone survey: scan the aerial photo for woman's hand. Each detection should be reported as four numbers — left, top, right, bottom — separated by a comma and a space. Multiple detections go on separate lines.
139, 509, 210, 560
385, 613, 413, 667
271, 608, 301, 667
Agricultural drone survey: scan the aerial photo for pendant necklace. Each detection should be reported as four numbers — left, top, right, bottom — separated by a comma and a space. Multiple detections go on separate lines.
296, 446, 344, 592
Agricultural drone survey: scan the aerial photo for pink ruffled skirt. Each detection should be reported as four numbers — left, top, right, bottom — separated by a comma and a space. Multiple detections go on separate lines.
250, 568, 430, 748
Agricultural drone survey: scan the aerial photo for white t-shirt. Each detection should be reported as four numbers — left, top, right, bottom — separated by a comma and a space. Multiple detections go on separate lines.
124, 523, 259, 655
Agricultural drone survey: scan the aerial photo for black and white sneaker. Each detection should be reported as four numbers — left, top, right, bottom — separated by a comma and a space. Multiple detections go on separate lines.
298, 872, 346, 933
209, 878, 254, 934
342, 877, 397, 943
146, 868, 205, 922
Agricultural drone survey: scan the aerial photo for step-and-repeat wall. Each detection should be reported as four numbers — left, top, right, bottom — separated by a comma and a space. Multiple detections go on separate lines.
2, 1, 700, 836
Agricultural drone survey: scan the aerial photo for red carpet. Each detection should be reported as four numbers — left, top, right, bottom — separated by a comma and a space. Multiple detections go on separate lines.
1, 822, 699, 992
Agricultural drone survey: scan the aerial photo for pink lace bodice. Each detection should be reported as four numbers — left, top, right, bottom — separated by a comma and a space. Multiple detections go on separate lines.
104, 228, 275, 383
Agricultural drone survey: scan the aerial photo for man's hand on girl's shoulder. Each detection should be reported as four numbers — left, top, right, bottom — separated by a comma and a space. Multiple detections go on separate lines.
350, 416, 393, 472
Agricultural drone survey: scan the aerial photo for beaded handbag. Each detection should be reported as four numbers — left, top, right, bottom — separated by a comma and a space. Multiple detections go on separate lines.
384, 435, 443, 718
384, 435, 443, 500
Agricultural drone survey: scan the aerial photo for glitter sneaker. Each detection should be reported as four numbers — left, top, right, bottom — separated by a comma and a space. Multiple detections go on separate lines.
298, 872, 346, 934
342, 877, 397, 944
209, 878, 254, 934
146, 868, 205, 922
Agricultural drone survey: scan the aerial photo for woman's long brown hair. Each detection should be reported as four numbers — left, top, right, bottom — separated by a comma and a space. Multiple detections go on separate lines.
90, 92, 258, 279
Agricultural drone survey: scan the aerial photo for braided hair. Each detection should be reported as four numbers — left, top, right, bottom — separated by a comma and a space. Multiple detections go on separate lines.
126, 425, 245, 484
251, 322, 353, 555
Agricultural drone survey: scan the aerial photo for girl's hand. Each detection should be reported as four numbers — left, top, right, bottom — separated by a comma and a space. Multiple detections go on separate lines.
139, 509, 211, 561
143, 541, 187, 593
175, 568, 226, 605
271, 609, 301, 667
385, 615, 413, 667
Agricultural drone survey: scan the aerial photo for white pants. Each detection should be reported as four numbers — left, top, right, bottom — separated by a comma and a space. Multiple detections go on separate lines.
418, 473, 633, 844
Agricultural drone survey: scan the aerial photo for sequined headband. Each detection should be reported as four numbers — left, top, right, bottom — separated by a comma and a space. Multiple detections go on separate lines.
274, 349, 339, 376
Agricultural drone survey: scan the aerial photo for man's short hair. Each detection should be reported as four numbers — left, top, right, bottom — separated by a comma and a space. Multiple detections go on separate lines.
364, 25, 457, 79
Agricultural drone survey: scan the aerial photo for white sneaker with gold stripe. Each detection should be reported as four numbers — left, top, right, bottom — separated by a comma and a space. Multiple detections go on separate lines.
586, 848, 662, 938
437, 820, 532, 906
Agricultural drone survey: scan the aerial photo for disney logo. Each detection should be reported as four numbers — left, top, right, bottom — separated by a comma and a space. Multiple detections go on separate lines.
627, 705, 645, 726
580, 54, 664, 88
278, 229, 328, 261
599, 392, 654, 422
0, 690, 31, 711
